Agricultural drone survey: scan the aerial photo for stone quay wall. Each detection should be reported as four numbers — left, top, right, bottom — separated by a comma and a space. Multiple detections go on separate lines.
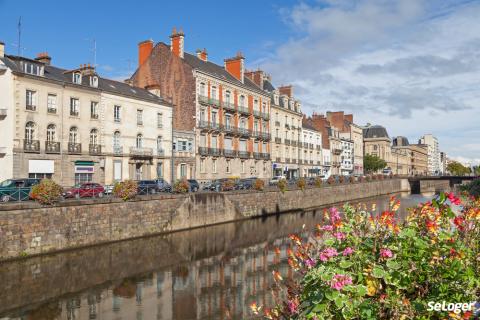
0, 179, 413, 261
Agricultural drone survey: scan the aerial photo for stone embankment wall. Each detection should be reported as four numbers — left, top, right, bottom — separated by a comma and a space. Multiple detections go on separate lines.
0, 179, 412, 261
419, 180, 451, 193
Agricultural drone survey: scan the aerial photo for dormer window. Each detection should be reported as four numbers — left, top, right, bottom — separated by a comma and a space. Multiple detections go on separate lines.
22, 62, 43, 76
274, 95, 279, 105
73, 72, 82, 84
90, 76, 98, 88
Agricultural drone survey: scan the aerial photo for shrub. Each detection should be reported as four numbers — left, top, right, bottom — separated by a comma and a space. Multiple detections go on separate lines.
113, 180, 138, 201
327, 176, 335, 185
254, 179, 265, 191
365, 175, 372, 182
253, 193, 480, 320
338, 175, 345, 184
371, 174, 378, 180
348, 176, 355, 184
30, 179, 63, 205
358, 176, 365, 183
173, 179, 189, 193
297, 177, 306, 191
314, 177, 323, 188
222, 178, 235, 191
378, 174, 384, 180
278, 179, 287, 193
461, 178, 480, 197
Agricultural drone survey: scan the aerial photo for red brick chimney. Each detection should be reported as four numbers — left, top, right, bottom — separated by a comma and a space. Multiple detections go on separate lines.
138, 39, 153, 67
245, 70, 264, 89
170, 27, 185, 59
35, 52, 52, 65
224, 52, 245, 83
196, 48, 208, 62
279, 85, 293, 98
309, 113, 331, 149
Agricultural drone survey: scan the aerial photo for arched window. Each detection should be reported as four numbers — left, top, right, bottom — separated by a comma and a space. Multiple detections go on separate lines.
47, 124, 56, 142
225, 90, 231, 103
136, 134, 143, 148
69, 127, 78, 143
200, 82, 206, 96
239, 95, 245, 107
113, 131, 121, 147
90, 129, 98, 145
25, 121, 36, 141
211, 86, 217, 99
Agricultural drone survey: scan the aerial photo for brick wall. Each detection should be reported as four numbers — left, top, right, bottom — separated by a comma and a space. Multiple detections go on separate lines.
0, 179, 412, 261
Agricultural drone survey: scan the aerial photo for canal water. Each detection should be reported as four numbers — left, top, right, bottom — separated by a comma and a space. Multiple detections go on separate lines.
0, 192, 431, 320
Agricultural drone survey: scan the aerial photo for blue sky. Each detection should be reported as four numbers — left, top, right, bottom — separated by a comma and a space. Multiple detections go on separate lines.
1, 0, 479, 163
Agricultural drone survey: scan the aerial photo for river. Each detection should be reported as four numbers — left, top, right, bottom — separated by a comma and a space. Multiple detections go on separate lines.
0, 192, 431, 320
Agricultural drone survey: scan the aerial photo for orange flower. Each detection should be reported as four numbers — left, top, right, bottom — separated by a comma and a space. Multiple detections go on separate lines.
272, 270, 283, 282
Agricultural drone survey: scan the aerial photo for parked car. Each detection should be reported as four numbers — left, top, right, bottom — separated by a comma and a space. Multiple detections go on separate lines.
63, 183, 105, 199
104, 184, 115, 195
136, 180, 159, 195
234, 177, 258, 190
0, 178, 41, 202
269, 176, 286, 186
187, 179, 200, 192
155, 178, 171, 192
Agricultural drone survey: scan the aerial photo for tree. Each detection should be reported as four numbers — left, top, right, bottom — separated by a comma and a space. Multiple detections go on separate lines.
447, 161, 471, 176
364, 154, 387, 174
473, 166, 480, 176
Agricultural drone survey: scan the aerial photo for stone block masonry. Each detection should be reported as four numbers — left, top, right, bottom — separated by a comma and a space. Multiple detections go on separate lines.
0, 179, 414, 261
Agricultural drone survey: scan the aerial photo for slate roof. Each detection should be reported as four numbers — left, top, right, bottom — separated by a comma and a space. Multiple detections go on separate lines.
302, 121, 319, 132
363, 125, 390, 139
1, 55, 170, 105
392, 136, 410, 146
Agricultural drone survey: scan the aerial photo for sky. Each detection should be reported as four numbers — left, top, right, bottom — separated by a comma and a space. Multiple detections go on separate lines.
0, 0, 479, 164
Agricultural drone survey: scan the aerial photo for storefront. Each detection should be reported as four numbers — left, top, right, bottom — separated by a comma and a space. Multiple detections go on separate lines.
74, 161, 95, 184
28, 160, 54, 179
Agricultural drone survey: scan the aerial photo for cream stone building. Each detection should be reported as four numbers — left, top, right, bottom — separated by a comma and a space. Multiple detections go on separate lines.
392, 137, 428, 176
0, 43, 172, 186
300, 123, 324, 177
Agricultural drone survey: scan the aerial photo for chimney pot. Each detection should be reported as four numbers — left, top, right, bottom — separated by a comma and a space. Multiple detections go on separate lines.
35, 51, 52, 65
170, 27, 185, 59
138, 39, 154, 67
224, 52, 245, 83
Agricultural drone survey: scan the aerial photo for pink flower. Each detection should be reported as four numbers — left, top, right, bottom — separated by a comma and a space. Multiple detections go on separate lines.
330, 274, 352, 291
447, 192, 461, 205
334, 232, 346, 241
329, 207, 341, 223
342, 247, 354, 256
380, 248, 393, 259
321, 225, 334, 231
319, 248, 338, 262
305, 258, 316, 268
287, 299, 299, 314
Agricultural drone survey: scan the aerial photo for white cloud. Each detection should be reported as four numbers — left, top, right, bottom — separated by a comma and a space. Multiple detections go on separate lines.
259, 0, 480, 162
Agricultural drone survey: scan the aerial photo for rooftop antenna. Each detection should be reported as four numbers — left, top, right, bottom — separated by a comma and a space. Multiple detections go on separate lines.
13, 16, 24, 56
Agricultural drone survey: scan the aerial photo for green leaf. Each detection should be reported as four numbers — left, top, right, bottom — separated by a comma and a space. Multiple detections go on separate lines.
312, 303, 328, 313
335, 296, 345, 308
325, 290, 339, 301
339, 260, 353, 269
356, 285, 367, 297
372, 266, 385, 278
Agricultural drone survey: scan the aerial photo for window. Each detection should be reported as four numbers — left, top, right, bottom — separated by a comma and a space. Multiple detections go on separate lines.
157, 136, 163, 153
253, 99, 259, 111
180, 164, 187, 178
200, 134, 206, 147
25, 121, 35, 141
29, 173, 52, 179
241, 160, 245, 173
240, 118, 246, 129
90, 101, 98, 119
224, 138, 232, 150
47, 94, 57, 113
211, 136, 217, 149
23, 62, 43, 76
69, 127, 78, 143
177, 140, 188, 151
239, 95, 245, 107
90, 76, 98, 88
254, 120, 259, 133
75, 173, 92, 185
70, 98, 79, 116
212, 159, 217, 173
200, 159, 205, 173
47, 124, 56, 142
26, 90, 37, 111
225, 115, 231, 129
157, 113, 163, 128
90, 129, 98, 145
156, 162, 163, 178
200, 109, 206, 123
114, 105, 121, 122
254, 141, 259, 153
225, 90, 231, 103
73, 72, 82, 84
199, 82, 206, 96
211, 111, 217, 125
137, 109, 143, 125
113, 131, 121, 154
136, 134, 143, 148
211, 86, 217, 99
240, 139, 247, 152
226, 160, 231, 173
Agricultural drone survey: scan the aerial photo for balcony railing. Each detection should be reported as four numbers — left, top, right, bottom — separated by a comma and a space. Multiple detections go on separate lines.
275, 137, 282, 144
284, 139, 291, 146
47, 107, 56, 114
333, 148, 342, 155
254, 152, 270, 160
198, 95, 209, 105
285, 158, 291, 163
70, 111, 79, 117
68, 143, 82, 154
239, 127, 251, 137
261, 132, 271, 141
261, 112, 270, 120
89, 144, 102, 155
253, 110, 262, 118
324, 162, 331, 166
276, 157, 281, 162
238, 151, 251, 159
310, 160, 314, 164
24, 140, 40, 153
223, 149, 237, 158
316, 145, 321, 151
238, 106, 250, 115
309, 143, 314, 149
222, 101, 236, 112
157, 148, 165, 157
45, 141, 60, 153
291, 140, 297, 147
91, 113, 99, 120
198, 147, 209, 156
198, 120, 221, 131
113, 145, 123, 155
198, 95, 221, 107
223, 125, 235, 134
26, 105, 36, 111
129, 146, 153, 157
303, 142, 308, 148
285, 124, 290, 129
275, 121, 280, 127
209, 148, 221, 157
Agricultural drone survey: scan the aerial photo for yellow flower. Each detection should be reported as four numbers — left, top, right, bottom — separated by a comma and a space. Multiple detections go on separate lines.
366, 277, 380, 296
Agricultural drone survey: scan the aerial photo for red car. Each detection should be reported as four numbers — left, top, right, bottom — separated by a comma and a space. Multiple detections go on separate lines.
63, 183, 105, 199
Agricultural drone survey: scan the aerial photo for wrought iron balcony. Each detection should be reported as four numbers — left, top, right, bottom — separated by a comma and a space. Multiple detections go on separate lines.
239, 127, 251, 137
284, 139, 291, 146
91, 113, 99, 120
275, 121, 280, 127
45, 141, 60, 154
89, 144, 102, 155
198, 95, 221, 107
0, 108, 7, 117
198, 120, 221, 132
261, 112, 270, 120
253, 152, 270, 160
70, 111, 79, 117
26, 105, 36, 111
198, 147, 209, 156
291, 140, 297, 147
253, 110, 262, 118
113, 145, 123, 155
209, 147, 221, 157
223, 149, 237, 158
198, 95, 209, 105
68, 143, 82, 154
333, 148, 342, 155
261, 132, 271, 141
238, 106, 250, 115
238, 151, 251, 159
47, 107, 56, 114
222, 101, 236, 112
157, 148, 165, 157
129, 146, 153, 157
275, 137, 282, 144
285, 123, 290, 129
24, 140, 40, 153
223, 125, 235, 135
309, 143, 314, 149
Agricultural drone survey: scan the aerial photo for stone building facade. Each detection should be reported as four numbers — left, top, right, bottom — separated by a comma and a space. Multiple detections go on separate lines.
419, 134, 441, 175
130, 29, 272, 182
300, 123, 324, 177
0, 43, 172, 186
392, 136, 428, 176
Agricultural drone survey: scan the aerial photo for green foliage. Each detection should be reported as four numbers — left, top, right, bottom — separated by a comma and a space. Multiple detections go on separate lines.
278, 179, 287, 193
315, 177, 323, 188
297, 177, 306, 191
447, 161, 471, 176
173, 179, 189, 193
113, 180, 138, 201
30, 179, 63, 205
252, 193, 480, 319
254, 179, 265, 191
327, 176, 336, 185
364, 154, 387, 174
461, 178, 480, 197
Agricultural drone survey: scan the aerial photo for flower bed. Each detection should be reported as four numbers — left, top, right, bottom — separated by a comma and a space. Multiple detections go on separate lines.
252, 192, 480, 319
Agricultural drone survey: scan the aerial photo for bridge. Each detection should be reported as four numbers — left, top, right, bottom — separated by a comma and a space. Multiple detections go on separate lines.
407, 176, 477, 194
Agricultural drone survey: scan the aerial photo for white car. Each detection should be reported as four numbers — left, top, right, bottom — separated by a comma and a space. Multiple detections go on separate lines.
269, 176, 286, 185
